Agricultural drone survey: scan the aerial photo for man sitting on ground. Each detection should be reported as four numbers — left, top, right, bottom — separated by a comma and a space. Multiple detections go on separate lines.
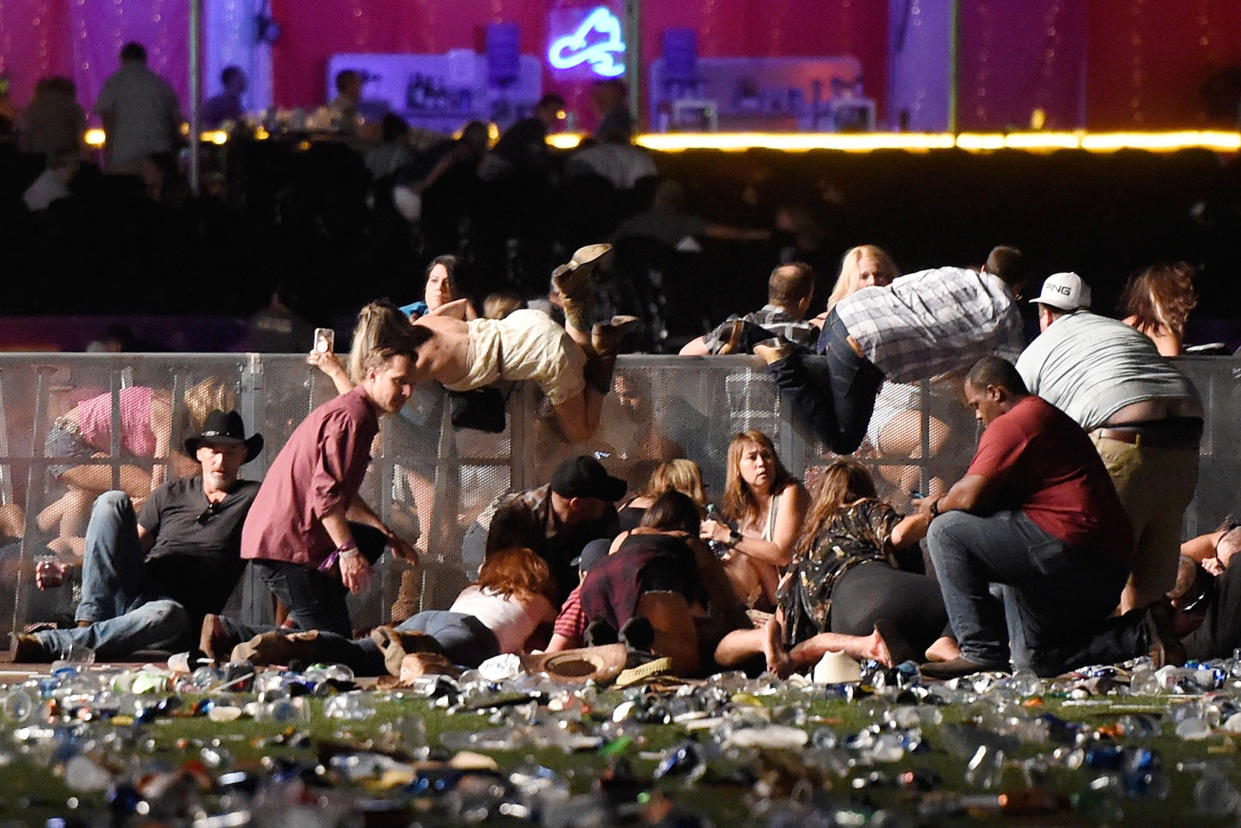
917, 357, 1180, 679
679, 262, 818, 355
758, 246, 1026, 454
11, 410, 262, 662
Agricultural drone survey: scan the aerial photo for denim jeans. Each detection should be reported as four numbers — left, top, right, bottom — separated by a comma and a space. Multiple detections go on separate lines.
232, 611, 500, 677
76, 491, 149, 623
37, 599, 190, 660
928, 509, 1143, 676
767, 309, 884, 454
38, 491, 193, 658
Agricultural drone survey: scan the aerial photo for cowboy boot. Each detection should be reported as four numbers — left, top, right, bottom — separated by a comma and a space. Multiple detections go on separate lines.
370, 625, 446, 677
753, 336, 794, 365
591, 315, 639, 356
553, 244, 611, 333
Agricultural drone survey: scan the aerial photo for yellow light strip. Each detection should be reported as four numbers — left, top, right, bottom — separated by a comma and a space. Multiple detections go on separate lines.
1080, 130, 1241, 152
84, 128, 106, 147
636, 132, 957, 152
622, 130, 1241, 153
201, 130, 229, 145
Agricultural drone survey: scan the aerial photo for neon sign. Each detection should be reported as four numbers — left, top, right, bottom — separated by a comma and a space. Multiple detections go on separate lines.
548, 7, 626, 77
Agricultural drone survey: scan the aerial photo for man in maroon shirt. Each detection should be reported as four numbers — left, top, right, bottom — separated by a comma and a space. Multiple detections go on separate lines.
918, 356, 1181, 679
231, 343, 420, 641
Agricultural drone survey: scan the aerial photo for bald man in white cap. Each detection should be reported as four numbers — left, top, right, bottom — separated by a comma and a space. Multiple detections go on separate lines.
1016, 271, 1203, 614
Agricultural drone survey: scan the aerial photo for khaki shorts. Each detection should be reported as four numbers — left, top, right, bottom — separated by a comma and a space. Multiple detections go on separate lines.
444, 309, 586, 406
1091, 433, 1198, 599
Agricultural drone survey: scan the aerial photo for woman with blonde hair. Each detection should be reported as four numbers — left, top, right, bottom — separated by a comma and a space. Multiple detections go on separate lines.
821, 244, 899, 316
818, 243, 956, 503
715, 459, 954, 676
617, 458, 708, 531
1120, 261, 1198, 356
700, 430, 808, 610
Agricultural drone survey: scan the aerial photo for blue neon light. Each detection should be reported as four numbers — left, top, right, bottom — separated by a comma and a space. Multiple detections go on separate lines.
548, 7, 626, 77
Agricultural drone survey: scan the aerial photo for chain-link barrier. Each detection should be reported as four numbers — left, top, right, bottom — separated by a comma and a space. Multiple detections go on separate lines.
0, 353, 1230, 637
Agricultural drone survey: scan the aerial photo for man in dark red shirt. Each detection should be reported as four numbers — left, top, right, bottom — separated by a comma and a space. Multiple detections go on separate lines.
229, 342, 420, 643
918, 356, 1181, 678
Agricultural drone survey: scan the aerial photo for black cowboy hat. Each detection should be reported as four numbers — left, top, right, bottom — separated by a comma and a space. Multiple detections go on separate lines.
184, 409, 264, 463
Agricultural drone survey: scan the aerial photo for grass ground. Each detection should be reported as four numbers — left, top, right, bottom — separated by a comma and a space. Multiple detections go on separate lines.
0, 667, 1239, 825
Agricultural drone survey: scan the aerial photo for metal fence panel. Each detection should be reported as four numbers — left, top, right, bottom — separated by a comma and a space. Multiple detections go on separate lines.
0, 353, 1231, 638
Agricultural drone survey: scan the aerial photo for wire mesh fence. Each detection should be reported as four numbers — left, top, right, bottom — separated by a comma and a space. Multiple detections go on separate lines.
0, 353, 1231, 638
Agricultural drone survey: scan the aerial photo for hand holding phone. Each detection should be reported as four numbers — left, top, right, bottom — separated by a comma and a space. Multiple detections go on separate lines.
313, 327, 335, 354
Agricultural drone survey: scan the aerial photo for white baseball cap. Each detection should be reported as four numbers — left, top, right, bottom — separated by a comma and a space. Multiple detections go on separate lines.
1031, 271, 1091, 311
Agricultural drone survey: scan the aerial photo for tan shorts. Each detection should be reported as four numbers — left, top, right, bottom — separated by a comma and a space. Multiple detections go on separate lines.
1091, 433, 1198, 599
444, 309, 586, 406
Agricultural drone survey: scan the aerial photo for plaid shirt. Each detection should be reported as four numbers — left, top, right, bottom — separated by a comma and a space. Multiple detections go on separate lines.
552, 584, 587, 646
834, 267, 1024, 383
702, 304, 818, 352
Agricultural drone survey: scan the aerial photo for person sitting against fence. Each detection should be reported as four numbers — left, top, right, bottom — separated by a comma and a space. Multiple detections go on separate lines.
11, 410, 262, 663
38, 377, 234, 540
699, 430, 808, 612
679, 262, 818, 356
225, 545, 558, 677
714, 459, 952, 677
617, 458, 708, 532
1119, 261, 1199, 357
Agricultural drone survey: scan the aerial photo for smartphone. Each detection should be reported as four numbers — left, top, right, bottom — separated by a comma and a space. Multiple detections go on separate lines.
313, 327, 335, 354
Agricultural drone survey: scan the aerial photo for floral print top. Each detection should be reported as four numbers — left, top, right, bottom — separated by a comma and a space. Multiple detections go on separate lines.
776, 498, 900, 647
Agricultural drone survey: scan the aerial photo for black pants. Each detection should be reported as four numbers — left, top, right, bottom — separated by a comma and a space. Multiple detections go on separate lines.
829, 561, 951, 656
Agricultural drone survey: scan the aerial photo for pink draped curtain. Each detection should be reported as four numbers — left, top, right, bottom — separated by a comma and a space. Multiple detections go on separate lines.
2, 0, 1239, 129
0, 0, 189, 116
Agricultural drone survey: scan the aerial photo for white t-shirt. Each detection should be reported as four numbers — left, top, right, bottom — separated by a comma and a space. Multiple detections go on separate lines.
450, 585, 555, 654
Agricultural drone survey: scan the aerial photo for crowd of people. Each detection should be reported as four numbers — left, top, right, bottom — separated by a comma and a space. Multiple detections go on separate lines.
4, 40, 1234, 685
9, 227, 1230, 690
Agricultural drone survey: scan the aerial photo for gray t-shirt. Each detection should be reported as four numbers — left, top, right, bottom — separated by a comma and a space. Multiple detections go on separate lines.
1015, 311, 1200, 430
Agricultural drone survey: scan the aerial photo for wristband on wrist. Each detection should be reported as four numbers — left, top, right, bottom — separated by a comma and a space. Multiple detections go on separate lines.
337, 541, 360, 559
728, 528, 742, 546
929, 498, 942, 518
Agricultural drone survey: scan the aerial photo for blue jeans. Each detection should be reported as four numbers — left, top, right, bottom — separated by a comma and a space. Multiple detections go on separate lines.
234, 611, 500, 676
76, 491, 149, 623
928, 509, 1143, 676
37, 599, 190, 660
37, 491, 193, 659
767, 309, 883, 454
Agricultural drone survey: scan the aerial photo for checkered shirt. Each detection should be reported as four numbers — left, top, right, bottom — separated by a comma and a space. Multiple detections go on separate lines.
702, 304, 818, 351
833, 267, 1024, 383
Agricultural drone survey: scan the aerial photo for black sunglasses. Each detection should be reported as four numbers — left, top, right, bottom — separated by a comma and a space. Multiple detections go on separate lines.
196, 502, 222, 524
